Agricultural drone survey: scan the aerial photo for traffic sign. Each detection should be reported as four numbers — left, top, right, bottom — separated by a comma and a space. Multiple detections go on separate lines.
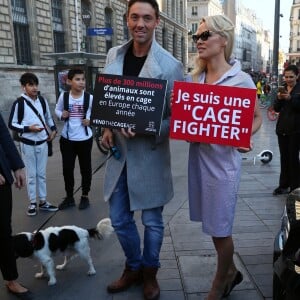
87, 28, 113, 36
82, 11, 91, 26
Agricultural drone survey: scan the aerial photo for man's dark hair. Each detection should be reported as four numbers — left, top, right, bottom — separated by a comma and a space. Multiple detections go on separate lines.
19, 72, 39, 86
127, 0, 160, 19
284, 64, 299, 76
67, 68, 85, 80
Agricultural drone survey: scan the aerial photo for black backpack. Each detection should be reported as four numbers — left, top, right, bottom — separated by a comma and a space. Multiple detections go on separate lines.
17, 95, 47, 123
9, 95, 48, 141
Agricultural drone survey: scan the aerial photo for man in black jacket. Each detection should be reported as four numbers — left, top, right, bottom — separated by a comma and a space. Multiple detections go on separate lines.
0, 112, 32, 298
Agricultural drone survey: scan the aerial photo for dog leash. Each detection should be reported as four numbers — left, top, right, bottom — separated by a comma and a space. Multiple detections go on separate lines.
34, 147, 120, 234
72, 146, 119, 195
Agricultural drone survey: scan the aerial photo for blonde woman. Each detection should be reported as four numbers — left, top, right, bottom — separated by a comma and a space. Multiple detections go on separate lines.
188, 15, 262, 299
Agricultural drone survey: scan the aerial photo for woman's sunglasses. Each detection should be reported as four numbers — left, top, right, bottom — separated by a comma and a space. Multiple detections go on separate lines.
192, 30, 212, 43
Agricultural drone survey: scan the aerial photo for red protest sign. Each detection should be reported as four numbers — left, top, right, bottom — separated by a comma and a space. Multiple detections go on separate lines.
170, 81, 256, 148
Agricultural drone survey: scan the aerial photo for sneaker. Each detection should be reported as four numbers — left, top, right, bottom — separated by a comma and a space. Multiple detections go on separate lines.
78, 196, 90, 210
39, 201, 59, 212
58, 197, 75, 210
273, 187, 290, 196
27, 203, 37, 216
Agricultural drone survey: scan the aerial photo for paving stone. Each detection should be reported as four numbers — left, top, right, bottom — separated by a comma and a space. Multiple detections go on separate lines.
159, 278, 183, 291
178, 254, 254, 295
241, 254, 273, 265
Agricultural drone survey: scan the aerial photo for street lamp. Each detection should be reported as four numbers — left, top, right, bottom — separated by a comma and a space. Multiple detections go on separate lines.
272, 0, 280, 83
82, 10, 92, 52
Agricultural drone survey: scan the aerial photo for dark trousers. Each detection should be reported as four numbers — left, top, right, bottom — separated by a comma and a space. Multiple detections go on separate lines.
277, 133, 300, 191
0, 184, 18, 281
59, 136, 93, 197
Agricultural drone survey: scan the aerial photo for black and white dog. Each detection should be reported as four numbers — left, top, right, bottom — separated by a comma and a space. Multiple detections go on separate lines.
13, 218, 114, 286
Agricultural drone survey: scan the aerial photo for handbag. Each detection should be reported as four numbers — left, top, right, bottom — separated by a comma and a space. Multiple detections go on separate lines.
12, 130, 21, 142
47, 140, 53, 157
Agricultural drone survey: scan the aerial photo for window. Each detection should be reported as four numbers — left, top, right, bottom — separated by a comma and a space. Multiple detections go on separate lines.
11, 0, 32, 64
191, 43, 196, 52
297, 40, 300, 51
81, 1, 91, 52
51, 0, 65, 52
181, 36, 185, 65
123, 14, 129, 41
105, 8, 113, 52
162, 27, 168, 50
191, 23, 198, 34
192, 6, 198, 16
242, 49, 251, 62
171, 2, 176, 18
52, 0, 63, 23
173, 32, 176, 56
179, 1, 184, 23
53, 32, 65, 53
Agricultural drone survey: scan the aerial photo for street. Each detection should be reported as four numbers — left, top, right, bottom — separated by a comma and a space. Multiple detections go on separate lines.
1, 111, 283, 299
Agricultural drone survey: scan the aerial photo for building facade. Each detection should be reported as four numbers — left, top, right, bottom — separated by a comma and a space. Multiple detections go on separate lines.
186, 0, 223, 71
223, 0, 272, 74
288, 0, 300, 67
186, 0, 272, 76
0, 0, 187, 110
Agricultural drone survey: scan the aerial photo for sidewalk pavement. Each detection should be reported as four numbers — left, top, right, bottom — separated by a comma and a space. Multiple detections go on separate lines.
0, 110, 283, 300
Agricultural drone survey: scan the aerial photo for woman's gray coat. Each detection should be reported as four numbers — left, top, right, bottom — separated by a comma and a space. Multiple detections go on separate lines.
103, 38, 184, 210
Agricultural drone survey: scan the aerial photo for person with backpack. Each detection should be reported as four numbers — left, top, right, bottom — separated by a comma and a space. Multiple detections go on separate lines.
55, 69, 93, 210
8, 72, 58, 216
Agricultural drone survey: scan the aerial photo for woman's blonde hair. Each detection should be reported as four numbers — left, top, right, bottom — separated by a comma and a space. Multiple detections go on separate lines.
191, 15, 235, 81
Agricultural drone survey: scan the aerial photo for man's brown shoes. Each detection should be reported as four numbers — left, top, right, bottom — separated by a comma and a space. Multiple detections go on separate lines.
107, 265, 142, 293
107, 265, 160, 300
143, 267, 160, 300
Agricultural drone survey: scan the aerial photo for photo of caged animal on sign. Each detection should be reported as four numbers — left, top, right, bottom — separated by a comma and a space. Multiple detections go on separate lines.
12, 218, 114, 286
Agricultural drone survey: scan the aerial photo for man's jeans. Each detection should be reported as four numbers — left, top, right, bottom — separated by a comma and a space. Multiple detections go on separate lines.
109, 167, 164, 270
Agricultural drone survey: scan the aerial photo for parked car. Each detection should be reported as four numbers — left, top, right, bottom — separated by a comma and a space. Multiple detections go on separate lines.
273, 188, 300, 300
